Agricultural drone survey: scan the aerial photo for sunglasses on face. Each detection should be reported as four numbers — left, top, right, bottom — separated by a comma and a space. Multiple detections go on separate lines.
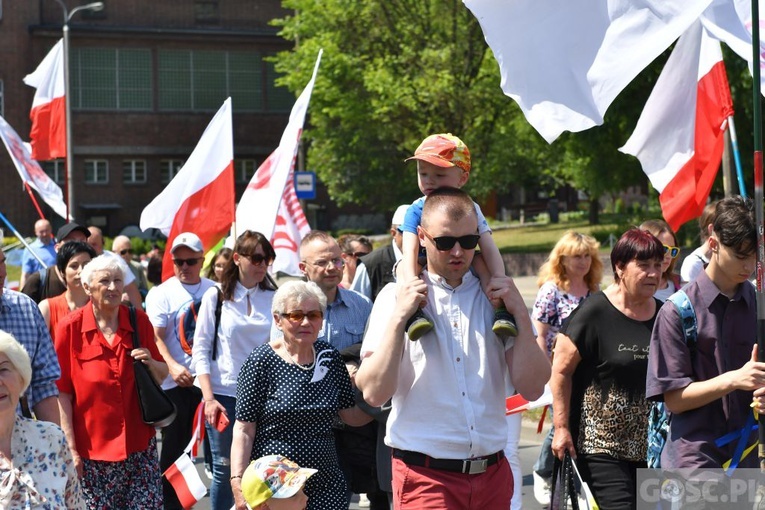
173, 257, 202, 267
352, 251, 370, 258
421, 228, 480, 251
280, 310, 324, 323
118, 249, 133, 256
663, 245, 680, 258
241, 253, 273, 266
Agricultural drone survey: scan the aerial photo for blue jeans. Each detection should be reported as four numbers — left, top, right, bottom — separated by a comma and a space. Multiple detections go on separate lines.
534, 405, 554, 479
207, 394, 236, 510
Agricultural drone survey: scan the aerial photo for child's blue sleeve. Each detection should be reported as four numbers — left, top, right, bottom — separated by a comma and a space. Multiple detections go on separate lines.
400, 199, 424, 235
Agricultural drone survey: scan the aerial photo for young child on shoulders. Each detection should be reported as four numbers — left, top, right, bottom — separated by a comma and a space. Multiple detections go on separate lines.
397, 133, 517, 340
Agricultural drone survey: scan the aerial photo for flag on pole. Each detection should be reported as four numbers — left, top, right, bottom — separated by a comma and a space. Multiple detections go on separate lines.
163, 402, 207, 509
620, 21, 733, 231
23, 39, 66, 161
700, 0, 765, 96
0, 115, 69, 220
236, 50, 322, 276
140, 98, 235, 281
462, 0, 713, 143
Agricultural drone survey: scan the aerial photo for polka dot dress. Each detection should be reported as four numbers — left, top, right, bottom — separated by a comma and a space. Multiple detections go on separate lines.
236, 340, 355, 510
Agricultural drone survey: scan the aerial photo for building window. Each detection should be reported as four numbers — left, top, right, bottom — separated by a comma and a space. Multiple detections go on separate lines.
265, 61, 294, 113
84, 160, 108, 184
41, 160, 64, 185
158, 50, 262, 111
195, 0, 219, 23
123, 159, 147, 184
160, 159, 184, 184
71, 48, 152, 111
236, 159, 257, 183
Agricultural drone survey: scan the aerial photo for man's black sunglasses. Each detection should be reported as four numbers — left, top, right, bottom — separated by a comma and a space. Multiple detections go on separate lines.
421, 228, 480, 251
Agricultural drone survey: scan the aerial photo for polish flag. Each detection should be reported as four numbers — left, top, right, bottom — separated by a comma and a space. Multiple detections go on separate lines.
23, 39, 66, 161
163, 402, 206, 509
620, 21, 733, 231
140, 98, 235, 281
236, 50, 322, 276
0, 115, 69, 220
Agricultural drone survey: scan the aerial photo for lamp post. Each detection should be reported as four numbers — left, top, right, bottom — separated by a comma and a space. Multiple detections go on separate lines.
52, 0, 104, 220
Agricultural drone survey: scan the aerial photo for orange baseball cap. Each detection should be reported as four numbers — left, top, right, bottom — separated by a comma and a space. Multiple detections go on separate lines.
405, 133, 471, 173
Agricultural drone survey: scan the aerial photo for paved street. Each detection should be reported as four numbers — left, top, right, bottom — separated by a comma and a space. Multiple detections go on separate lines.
185, 273, 615, 509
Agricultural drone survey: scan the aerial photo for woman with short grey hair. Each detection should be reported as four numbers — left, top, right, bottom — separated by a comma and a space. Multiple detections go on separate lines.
55, 254, 167, 508
0, 329, 83, 508
230, 280, 370, 510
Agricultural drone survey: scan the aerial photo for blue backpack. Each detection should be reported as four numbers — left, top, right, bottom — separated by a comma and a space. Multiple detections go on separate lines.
646, 290, 697, 468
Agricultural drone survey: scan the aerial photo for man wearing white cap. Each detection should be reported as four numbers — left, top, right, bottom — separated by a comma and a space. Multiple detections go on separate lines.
145, 232, 216, 509
351, 204, 408, 301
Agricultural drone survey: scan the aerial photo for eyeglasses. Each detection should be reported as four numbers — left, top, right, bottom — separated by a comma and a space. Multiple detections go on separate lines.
421, 228, 480, 251
304, 258, 344, 269
118, 249, 133, 256
280, 310, 324, 323
663, 245, 680, 258
241, 253, 273, 266
173, 257, 203, 267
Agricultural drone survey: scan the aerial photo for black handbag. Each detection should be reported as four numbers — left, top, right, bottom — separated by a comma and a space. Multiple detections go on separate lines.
551, 451, 581, 510
128, 304, 177, 428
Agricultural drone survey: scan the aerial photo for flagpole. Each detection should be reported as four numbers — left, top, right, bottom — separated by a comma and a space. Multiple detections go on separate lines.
751, 0, 765, 476
727, 116, 747, 198
0, 211, 48, 267
23, 183, 46, 221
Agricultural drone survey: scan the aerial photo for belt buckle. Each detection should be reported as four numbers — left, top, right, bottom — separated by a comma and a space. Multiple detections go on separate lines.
463, 458, 488, 474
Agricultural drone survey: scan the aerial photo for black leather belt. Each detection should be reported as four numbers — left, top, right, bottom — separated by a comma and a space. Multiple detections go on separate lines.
392, 448, 505, 475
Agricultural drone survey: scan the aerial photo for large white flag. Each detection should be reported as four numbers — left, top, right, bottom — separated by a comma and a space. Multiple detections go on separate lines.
463, 0, 713, 143
0, 115, 69, 220
620, 21, 733, 231
236, 50, 322, 276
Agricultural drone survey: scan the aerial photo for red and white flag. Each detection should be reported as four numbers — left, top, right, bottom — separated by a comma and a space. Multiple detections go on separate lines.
0, 115, 69, 220
23, 39, 66, 161
462, 0, 713, 143
163, 402, 207, 509
236, 50, 322, 276
140, 98, 235, 281
620, 21, 733, 231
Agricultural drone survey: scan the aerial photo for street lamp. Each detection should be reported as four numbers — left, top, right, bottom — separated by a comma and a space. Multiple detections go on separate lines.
52, 0, 104, 220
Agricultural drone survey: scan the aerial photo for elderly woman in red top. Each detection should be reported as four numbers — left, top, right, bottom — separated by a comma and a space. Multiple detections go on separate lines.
54, 254, 168, 508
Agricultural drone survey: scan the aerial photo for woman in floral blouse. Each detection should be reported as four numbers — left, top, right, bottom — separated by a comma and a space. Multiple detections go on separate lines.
0, 329, 83, 509
529, 231, 602, 506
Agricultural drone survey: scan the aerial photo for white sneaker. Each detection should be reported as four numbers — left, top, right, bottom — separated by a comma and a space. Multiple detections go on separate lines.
533, 471, 552, 506
358, 493, 370, 508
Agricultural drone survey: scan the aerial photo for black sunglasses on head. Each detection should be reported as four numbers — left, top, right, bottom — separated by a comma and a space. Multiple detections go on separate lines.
421, 228, 480, 251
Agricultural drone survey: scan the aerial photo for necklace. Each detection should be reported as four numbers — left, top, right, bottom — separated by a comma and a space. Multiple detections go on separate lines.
182, 280, 203, 298
281, 344, 316, 371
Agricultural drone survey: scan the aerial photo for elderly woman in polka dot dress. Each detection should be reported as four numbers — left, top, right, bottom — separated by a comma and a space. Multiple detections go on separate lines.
230, 281, 372, 510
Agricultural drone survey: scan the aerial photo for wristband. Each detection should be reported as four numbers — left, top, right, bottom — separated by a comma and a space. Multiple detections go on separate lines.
230, 475, 242, 481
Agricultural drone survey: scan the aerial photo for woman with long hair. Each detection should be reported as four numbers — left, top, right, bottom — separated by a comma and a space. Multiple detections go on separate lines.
205, 247, 233, 282
528, 231, 602, 506
192, 231, 277, 510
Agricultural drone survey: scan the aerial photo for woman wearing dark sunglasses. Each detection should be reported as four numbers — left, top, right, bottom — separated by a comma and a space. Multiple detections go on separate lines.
230, 280, 372, 510
640, 219, 682, 302
191, 230, 277, 510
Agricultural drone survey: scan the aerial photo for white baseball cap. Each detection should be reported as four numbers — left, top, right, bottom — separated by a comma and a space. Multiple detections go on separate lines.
392, 205, 409, 227
170, 232, 204, 254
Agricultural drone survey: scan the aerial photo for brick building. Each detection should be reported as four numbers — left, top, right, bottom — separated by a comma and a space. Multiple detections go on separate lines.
0, 0, 294, 236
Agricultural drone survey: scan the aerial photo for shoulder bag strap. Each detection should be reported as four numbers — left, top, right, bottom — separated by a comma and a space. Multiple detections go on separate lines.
127, 303, 140, 350
212, 288, 223, 361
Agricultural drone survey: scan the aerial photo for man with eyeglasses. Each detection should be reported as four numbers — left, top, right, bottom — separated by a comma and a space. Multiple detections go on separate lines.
356, 188, 549, 510
145, 231, 216, 509
298, 231, 373, 352
112, 235, 149, 299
